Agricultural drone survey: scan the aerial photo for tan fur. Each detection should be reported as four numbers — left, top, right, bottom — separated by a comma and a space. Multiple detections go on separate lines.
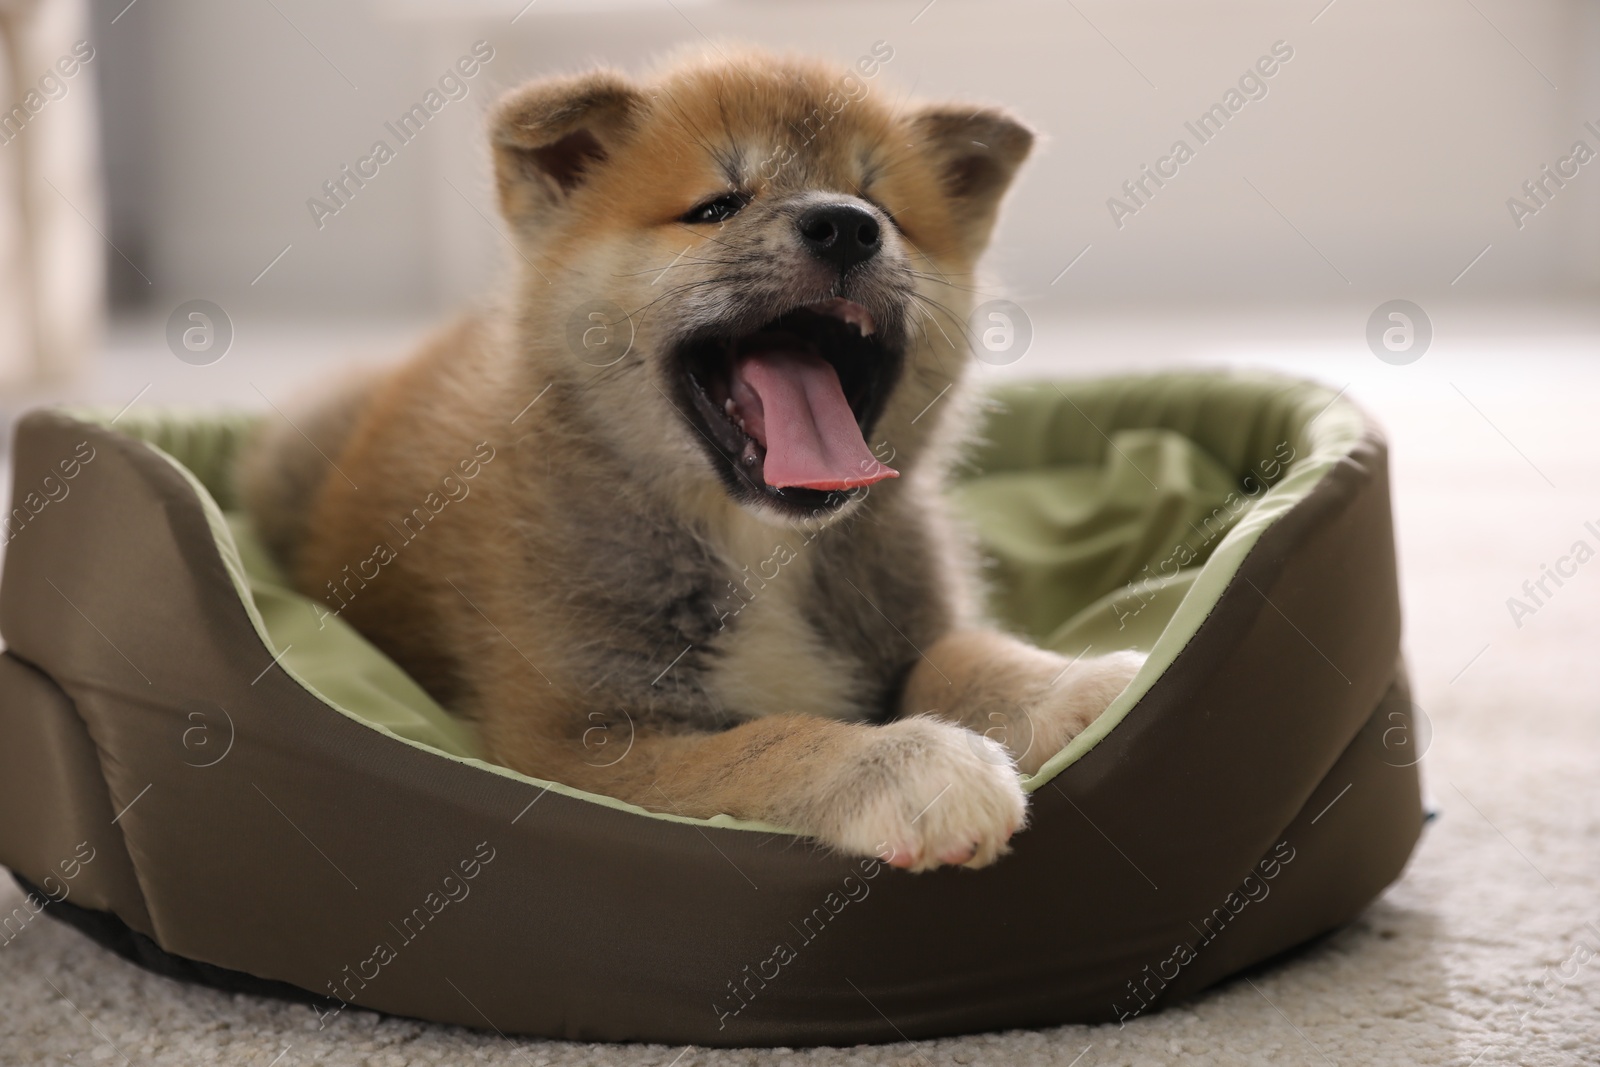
239, 47, 1144, 871
236, 366, 380, 572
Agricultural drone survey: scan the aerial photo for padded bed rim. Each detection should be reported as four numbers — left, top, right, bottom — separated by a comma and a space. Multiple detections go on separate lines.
7, 665, 1422, 1039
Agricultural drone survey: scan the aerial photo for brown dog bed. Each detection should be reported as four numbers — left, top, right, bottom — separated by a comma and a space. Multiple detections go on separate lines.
0, 370, 1423, 1045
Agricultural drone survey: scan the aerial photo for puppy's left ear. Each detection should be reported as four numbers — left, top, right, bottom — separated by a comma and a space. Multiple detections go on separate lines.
908, 106, 1034, 247
489, 71, 648, 228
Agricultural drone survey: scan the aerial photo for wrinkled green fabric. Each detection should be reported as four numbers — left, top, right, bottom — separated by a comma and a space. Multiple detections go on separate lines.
952, 427, 1242, 653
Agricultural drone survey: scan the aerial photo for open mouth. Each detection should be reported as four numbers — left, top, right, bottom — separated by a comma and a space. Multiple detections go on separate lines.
675, 298, 902, 515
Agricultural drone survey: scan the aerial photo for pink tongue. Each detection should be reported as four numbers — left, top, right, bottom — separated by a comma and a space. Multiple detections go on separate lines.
731, 350, 899, 491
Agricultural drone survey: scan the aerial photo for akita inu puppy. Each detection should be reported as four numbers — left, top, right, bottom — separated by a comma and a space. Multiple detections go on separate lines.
241, 47, 1144, 871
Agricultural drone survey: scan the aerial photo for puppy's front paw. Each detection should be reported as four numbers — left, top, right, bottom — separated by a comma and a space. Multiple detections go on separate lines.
819, 717, 1027, 872
1013, 649, 1147, 775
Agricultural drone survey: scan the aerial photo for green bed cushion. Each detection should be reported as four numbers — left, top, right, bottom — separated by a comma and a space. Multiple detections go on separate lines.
226, 513, 484, 758
90, 370, 1362, 799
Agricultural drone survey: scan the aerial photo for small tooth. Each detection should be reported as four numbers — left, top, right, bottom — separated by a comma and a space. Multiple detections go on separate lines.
724, 398, 736, 415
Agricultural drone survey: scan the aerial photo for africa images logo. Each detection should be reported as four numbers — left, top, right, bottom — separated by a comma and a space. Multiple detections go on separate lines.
305, 42, 495, 230
1106, 40, 1295, 229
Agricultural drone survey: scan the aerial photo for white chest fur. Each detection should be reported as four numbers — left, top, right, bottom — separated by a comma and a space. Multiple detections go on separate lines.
700, 523, 868, 723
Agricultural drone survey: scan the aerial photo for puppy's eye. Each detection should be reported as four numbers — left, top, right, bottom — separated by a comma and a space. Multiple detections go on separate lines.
681, 193, 749, 224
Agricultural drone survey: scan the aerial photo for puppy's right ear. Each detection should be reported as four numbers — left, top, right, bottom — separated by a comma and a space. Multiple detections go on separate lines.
489, 72, 647, 225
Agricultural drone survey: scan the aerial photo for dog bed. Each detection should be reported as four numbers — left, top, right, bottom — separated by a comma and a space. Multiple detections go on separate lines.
0, 370, 1424, 1046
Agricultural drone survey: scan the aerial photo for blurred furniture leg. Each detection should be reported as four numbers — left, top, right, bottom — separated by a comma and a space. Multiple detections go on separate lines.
0, 0, 102, 389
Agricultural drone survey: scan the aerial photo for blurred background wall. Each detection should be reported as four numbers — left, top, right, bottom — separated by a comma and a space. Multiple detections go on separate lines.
79, 0, 1600, 326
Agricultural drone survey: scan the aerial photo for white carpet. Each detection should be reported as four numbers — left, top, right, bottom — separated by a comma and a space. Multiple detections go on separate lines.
3, 307, 1598, 1065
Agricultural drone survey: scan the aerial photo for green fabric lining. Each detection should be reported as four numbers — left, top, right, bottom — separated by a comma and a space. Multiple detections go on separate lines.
950, 426, 1245, 649
80, 370, 1364, 826
226, 514, 484, 758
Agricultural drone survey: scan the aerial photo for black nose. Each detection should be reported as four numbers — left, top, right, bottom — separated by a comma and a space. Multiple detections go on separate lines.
796, 203, 881, 272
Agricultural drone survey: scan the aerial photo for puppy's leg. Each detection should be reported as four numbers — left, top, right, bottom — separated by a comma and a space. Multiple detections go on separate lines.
482, 712, 1026, 872
900, 631, 1146, 775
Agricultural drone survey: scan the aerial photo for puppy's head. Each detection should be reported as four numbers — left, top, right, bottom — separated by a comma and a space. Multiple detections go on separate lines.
488, 47, 1031, 525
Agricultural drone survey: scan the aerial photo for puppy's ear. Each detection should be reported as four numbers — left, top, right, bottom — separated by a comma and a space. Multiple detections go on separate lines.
908, 106, 1034, 246
489, 71, 647, 224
